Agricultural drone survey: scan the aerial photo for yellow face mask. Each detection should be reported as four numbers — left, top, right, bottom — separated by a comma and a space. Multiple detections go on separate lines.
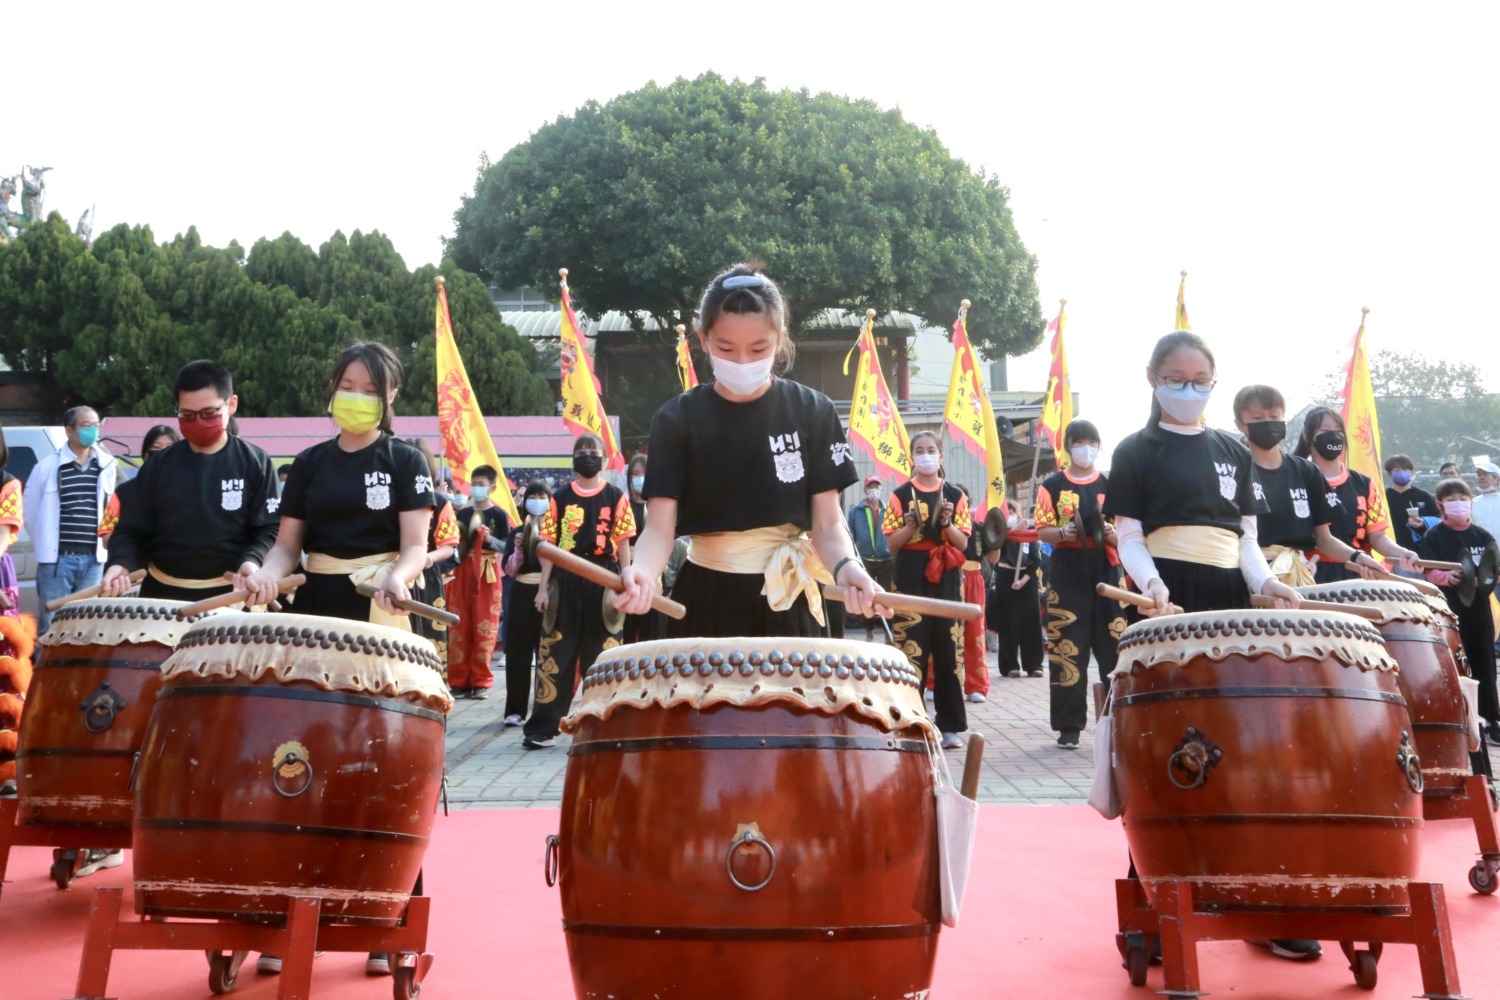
330, 390, 383, 435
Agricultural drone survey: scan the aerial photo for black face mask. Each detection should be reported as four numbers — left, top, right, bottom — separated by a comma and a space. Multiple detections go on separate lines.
1244, 420, 1287, 450
1313, 430, 1346, 462
573, 453, 603, 478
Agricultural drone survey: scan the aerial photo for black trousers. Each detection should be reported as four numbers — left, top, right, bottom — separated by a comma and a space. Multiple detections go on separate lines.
987, 571, 1043, 675
505, 580, 543, 719
892, 550, 966, 735
523, 570, 622, 740
1046, 548, 1127, 734
1455, 593, 1499, 723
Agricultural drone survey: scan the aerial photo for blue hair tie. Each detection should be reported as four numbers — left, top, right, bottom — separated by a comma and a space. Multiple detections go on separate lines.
721, 274, 766, 290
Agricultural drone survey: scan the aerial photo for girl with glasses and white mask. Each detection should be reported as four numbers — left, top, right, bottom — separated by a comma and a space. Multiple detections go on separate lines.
614, 264, 885, 638
1032, 418, 1130, 749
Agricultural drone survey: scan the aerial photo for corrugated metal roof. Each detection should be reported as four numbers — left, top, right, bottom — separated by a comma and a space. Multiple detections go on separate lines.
500, 308, 926, 341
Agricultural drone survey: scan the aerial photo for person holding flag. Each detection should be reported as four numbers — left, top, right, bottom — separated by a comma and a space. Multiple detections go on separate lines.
944, 299, 1007, 516
674, 323, 700, 392
558, 268, 625, 474
614, 264, 883, 640
446, 464, 510, 698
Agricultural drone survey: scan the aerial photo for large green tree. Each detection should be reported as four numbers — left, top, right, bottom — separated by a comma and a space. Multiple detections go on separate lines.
448, 73, 1043, 358
1321, 351, 1500, 470
0, 216, 552, 419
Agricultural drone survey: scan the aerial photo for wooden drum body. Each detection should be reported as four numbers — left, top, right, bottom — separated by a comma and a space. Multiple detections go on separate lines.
17, 600, 214, 830
132, 613, 452, 925
1301, 581, 1473, 799
556, 638, 940, 1000
1112, 610, 1423, 911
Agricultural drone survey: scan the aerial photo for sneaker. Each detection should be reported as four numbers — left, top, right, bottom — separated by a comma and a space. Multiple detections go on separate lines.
450, 687, 470, 699
503, 714, 523, 727
256, 955, 282, 976
75, 849, 124, 878
940, 733, 963, 750
522, 735, 555, 750
1004, 670, 1020, 678
1260, 939, 1322, 961
1486, 723, 1500, 746
365, 953, 391, 976
470, 687, 491, 700
1027, 669, 1044, 677
0, 779, 15, 797
967, 692, 987, 703
1056, 731, 1080, 748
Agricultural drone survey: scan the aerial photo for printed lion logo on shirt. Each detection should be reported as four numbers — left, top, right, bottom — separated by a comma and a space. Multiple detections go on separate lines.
1056, 490, 1080, 519
1214, 463, 1238, 503
1290, 487, 1310, 519
559, 505, 586, 551
221, 479, 245, 511
769, 431, 805, 484
365, 471, 393, 511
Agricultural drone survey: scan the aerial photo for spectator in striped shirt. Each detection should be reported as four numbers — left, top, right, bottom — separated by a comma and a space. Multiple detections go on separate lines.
25, 406, 119, 633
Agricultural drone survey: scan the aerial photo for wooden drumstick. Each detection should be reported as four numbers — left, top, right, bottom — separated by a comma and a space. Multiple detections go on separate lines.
355, 582, 462, 626
1096, 582, 1183, 616
1415, 560, 1462, 572
824, 585, 984, 622
1249, 594, 1384, 620
176, 574, 306, 616
46, 569, 147, 612
960, 732, 985, 801
1360, 562, 1445, 598
535, 541, 687, 620
221, 572, 282, 612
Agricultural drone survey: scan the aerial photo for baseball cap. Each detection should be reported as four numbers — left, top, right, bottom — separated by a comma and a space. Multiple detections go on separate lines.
1475, 461, 1500, 479
863, 474, 882, 487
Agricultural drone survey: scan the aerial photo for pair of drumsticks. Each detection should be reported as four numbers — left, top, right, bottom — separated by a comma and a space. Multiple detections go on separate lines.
1097, 583, 1397, 622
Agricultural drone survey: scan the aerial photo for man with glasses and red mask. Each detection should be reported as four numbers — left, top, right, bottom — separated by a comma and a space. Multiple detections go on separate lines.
101, 360, 279, 601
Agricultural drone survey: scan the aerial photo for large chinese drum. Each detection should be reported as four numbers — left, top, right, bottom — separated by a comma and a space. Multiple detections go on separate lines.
132, 613, 452, 925
1112, 610, 1423, 911
17, 599, 215, 830
1301, 581, 1473, 798
554, 638, 940, 1000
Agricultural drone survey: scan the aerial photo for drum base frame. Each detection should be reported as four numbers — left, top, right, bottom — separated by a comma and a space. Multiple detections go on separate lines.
0, 796, 131, 899
1113, 876, 1464, 998
1422, 773, 1500, 895
69, 888, 434, 1000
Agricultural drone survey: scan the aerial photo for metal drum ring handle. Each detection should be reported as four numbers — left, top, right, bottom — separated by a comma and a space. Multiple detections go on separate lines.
1167, 726, 1222, 791
271, 751, 313, 798
79, 681, 126, 734
726, 830, 777, 892
544, 834, 560, 887
1397, 731, 1424, 795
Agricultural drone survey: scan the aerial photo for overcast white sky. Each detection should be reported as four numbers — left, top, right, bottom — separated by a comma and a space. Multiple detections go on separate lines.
17, 1, 1499, 459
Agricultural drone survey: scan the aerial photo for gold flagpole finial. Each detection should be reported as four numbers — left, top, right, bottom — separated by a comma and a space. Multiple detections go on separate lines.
1361, 306, 1370, 318
559, 268, 569, 279
960, 299, 971, 311
675, 324, 686, 336
865, 308, 877, 321
435, 275, 445, 287
1059, 298, 1067, 308
1180, 270, 1188, 279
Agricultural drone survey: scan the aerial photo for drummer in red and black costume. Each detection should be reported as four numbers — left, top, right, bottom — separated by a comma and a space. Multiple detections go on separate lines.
1105, 333, 1301, 617
1033, 418, 1128, 749
614, 265, 884, 647
1232, 386, 1385, 587
521, 433, 635, 750
242, 341, 434, 979
1293, 406, 1420, 584
884, 431, 971, 750
102, 361, 279, 602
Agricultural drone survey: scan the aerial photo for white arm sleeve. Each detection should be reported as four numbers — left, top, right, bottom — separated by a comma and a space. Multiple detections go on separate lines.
1115, 516, 1159, 589
1239, 516, 1272, 596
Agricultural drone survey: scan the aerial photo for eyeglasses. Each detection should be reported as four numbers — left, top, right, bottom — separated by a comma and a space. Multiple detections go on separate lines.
177, 406, 226, 422
1152, 370, 1217, 392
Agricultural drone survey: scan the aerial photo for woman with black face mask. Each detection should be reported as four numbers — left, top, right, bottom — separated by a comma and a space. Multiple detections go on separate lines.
522, 433, 636, 749
1293, 406, 1420, 583
1234, 387, 1387, 586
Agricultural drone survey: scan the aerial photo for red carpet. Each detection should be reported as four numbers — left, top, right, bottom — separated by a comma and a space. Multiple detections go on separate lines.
2, 805, 1495, 999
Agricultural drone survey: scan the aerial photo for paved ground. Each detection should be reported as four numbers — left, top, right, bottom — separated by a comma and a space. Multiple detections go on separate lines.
443, 641, 1103, 808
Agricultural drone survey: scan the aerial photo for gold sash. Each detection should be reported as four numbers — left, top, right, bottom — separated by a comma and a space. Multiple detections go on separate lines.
515, 571, 542, 585
1145, 525, 1240, 570
305, 551, 408, 631
688, 524, 834, 626
1262, 545, 1317, 587
148, 563, 231, 590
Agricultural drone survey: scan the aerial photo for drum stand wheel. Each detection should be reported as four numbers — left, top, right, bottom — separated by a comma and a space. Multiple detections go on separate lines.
1467, 856, 1499, 895
1423, 774, 1500, 894
390, 952, 434, 999
1340, 941, 1382, 991
205, 950, 249, 994
50, 848, 83, 890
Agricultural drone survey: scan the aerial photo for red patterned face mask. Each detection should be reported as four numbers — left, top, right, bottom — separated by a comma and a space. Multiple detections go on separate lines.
179, 412, 225, 448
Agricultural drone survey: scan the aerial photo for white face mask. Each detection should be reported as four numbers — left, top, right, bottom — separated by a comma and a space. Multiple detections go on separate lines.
1070, 444, 1100, 468
865, 490, 880, 503
1443, 499, 1472, 521
524, 498, 548, 517
709, 352, 774, 395
913, 453, 941, 476
1007, 514, 1019, 529
1155, 383, 1212, 423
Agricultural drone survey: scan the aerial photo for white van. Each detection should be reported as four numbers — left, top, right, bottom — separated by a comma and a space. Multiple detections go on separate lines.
4, 426, 74, 617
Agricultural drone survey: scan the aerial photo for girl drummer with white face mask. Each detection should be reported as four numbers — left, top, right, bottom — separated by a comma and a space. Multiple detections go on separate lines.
614, 265, 885, 636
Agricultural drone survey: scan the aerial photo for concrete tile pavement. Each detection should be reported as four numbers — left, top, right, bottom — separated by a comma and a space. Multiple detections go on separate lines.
442, 646, 1107, 809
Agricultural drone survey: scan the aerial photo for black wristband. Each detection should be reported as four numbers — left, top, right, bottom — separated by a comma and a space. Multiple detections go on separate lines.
832, 556, 861, 581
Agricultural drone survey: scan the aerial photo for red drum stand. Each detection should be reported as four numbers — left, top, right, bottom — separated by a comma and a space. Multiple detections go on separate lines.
68, 888, 434, 1000
1426, 773, 1500, 893
0, 796, 131, 896
1114, 876, 1464, 998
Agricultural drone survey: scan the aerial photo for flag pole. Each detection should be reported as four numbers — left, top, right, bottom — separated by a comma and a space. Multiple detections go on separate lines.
1017, 298, 1064, 585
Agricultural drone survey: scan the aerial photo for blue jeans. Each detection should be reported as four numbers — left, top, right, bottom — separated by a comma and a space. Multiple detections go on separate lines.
36, 553, 104, 634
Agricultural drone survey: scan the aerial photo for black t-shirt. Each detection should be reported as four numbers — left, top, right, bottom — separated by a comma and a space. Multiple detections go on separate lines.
1253, 455, 1333, 550
644, 379, 859, 535
1419, 521, 1498, 606
1104, 425, 1264, 535
883, 481, 973, 549
1321, 468, 1389, 552
542, 481, 635, 563
107, 437, 280, 578
1034, 469, 1111, 551
456, 504, 511, 553
1386, 486, 1438, 550
279, 435, 435, 558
